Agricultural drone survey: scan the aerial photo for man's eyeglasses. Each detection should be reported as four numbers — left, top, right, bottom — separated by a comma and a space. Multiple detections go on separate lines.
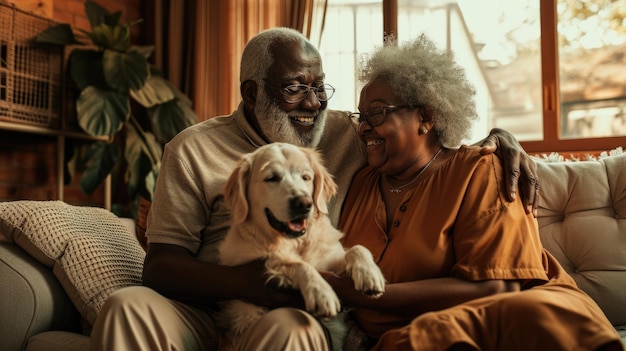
279, 84, 336, 104
349, 105, 415, 128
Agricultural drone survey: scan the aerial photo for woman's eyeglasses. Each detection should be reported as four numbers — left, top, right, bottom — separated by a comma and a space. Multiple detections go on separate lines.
349, 105, 416, 129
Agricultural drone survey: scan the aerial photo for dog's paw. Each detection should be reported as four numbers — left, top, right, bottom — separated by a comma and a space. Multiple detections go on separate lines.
301, 280, 341, 317
350, 263, 385, 298
345, 245, 386, 298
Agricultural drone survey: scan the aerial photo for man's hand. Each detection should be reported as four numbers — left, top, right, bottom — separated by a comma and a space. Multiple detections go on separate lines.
240, 260, 306, 310
477, 128, 539, 216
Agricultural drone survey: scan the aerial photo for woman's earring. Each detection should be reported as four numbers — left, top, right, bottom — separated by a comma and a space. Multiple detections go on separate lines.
421, 128, 429, 134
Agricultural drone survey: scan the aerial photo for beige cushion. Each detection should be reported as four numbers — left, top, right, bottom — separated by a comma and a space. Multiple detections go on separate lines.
25, 331, 90, 351
0, 200, 145, 327
535, 154, 626, 326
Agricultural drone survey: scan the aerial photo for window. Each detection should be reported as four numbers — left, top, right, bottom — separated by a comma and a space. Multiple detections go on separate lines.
557, 0, 626, 140
319, 0, 626, 153
318, 0, 383, 114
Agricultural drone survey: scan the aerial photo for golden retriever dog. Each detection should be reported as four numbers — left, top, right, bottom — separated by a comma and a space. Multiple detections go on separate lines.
217, 142, 385, 342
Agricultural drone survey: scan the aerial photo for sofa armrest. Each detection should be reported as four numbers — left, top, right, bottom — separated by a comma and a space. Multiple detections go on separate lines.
0, 241, 82, 351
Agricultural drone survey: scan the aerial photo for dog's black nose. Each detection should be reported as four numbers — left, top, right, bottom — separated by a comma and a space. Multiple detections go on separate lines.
290, 196, 312, 215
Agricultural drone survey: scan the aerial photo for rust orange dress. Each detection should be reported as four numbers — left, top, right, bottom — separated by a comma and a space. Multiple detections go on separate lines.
339, 146, 621, 351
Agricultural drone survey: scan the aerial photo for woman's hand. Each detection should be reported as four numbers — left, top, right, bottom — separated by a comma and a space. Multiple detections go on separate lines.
477, 128, 539, 216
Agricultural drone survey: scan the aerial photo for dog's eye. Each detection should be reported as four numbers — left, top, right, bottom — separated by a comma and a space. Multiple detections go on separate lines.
302, 174, 312, 181
264, 174, 281, 182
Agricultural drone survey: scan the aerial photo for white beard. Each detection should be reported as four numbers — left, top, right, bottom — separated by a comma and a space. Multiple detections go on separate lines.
254, 82, 327, 148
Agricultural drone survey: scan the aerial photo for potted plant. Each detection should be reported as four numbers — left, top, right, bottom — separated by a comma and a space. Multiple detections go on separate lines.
36, 1, 197, 217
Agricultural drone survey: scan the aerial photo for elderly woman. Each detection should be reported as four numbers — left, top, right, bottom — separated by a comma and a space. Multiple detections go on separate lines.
329, 35, 622, 350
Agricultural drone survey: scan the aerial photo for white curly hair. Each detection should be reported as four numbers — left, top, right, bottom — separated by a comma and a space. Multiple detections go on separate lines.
358, 34, 478, 147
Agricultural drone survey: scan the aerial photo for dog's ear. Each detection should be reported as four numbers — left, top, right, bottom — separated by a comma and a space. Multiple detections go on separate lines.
307, 148, 337, 215
224, 156, 251, 224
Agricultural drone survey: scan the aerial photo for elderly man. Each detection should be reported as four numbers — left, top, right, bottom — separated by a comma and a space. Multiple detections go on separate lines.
91, 27, 538, 351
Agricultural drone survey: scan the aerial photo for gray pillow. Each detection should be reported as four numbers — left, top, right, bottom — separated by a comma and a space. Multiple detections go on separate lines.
0, 200, 145, 326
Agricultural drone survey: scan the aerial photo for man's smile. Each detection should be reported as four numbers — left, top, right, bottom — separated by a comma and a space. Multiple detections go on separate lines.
290, 116, 315, 126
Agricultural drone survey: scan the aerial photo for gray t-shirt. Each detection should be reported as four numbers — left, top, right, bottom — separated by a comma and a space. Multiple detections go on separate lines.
146, 103, 367, 263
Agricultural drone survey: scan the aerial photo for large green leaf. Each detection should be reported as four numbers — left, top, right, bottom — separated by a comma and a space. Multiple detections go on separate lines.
80, 141, 120, 195
124, 124, 162, 199
35, 24, 81, 45
152, 73, 193, 107
133, 152, 160, 201
77, 86, 130, 137
104, 11, 123, 27
103, 50, 149, 92
89, 23, 130, 51
85, 0, 109, 29
125, 121, 163, 169
172, 85, 194, 107
130, 45, 155, 59
130, 74, 175, 108
148, 99, 198, 142
143, 167, 159, 201
69, 49, 106, 90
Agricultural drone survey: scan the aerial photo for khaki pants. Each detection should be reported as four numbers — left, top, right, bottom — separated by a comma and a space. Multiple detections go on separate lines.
91, 286, 329, 351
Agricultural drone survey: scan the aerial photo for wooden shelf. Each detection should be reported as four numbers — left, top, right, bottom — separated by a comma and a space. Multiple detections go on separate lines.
0, 120, 112, 210
0, 120, 108, 141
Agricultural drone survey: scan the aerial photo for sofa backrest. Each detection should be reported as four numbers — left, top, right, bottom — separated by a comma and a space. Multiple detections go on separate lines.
535, 153, 626, 326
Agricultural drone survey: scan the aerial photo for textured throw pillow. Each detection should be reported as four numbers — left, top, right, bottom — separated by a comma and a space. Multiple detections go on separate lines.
0, 200, 145, 327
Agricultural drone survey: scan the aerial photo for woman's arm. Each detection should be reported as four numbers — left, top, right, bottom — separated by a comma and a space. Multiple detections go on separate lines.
325, 273, 520, 317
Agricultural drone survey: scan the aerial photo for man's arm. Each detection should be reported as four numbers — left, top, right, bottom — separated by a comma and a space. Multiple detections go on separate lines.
476, 128, 539, 216
143, 243, 305, 309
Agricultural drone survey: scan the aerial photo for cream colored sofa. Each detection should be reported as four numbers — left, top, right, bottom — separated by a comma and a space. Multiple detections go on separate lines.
1, 154, 625, 350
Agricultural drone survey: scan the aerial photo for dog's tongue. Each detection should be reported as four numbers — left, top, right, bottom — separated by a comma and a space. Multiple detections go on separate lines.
288, 218, 306, 232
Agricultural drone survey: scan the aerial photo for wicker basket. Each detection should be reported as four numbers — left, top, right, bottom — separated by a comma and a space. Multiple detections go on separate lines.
0, 3, 64, 129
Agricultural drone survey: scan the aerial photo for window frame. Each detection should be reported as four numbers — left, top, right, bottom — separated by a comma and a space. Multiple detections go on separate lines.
381, 0, 625, 155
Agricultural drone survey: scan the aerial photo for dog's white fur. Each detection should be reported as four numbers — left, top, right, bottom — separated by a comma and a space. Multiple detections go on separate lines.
217, 142, 385, 337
